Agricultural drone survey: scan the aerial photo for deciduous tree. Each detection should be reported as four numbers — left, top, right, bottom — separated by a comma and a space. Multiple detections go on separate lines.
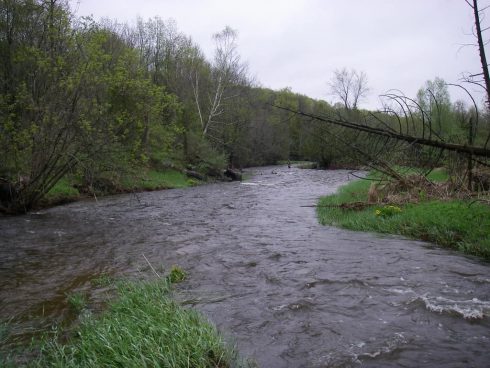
328, 68, 369, 110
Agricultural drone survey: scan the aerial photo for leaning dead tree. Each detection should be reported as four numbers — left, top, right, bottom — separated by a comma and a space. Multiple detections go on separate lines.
275, 84, 490, 191
276, 98, 490, 158
275, 0, 490, 192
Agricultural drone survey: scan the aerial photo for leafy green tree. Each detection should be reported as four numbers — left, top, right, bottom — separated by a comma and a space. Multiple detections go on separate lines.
0, 0, 83, 212
0, 2, 180, 212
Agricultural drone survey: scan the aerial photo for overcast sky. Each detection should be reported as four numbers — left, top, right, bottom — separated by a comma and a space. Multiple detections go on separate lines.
71, 0, 490, 109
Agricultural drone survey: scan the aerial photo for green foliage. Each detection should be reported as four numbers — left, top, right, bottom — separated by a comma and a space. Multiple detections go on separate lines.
121, 169, 192, 191
416, 77, 467, 140
66, 292, 88, 313
186, 131, 227, 177
36, 280, 241, 368
0, 2, 181, 212
425, 168, 449, 182
90, 274, 114, 288
374, 205, 402, 217
1, 0, 484, 213
168, 265, 187, 283
318, 179, 490, 259
46, 178, 80, 200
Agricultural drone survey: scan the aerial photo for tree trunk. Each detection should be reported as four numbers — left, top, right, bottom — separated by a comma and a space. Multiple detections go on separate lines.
472, 0, 490, 107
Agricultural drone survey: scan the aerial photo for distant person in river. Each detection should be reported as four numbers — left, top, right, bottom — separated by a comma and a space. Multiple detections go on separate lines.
287, 160, 291, 168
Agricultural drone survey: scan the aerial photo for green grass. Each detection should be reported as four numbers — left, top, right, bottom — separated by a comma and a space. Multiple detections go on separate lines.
121, 169, 197, 191
44, 169, 198, 207
34, 278, 243, 367
66, 292, 88, 313
317, 175, 490, 260
90, 274, 114, 288
169, 265, 187, 283
424, 167, 449, 182
369, 166, 448, 182
46, 178, 80, 200
53, 169, 197, 198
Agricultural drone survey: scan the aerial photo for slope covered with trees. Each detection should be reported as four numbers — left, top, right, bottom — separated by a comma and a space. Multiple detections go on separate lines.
1, 0, 489, 213
0, 1, 327, 212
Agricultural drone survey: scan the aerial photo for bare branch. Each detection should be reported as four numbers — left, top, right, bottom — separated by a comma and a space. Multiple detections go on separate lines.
273, 104, 490, 158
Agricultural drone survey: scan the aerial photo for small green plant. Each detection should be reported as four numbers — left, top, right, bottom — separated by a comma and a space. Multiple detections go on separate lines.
46, 178, 80, 199
168, 265, 186, 283
66, 292, 87, 313
375, 205, 402, 217
186, 178, 199, 186
90, 274, 114, 287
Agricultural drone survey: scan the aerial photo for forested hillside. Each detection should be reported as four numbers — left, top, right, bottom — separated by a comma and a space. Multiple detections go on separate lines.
0, 0, 347, 212
1, 0, 489, 213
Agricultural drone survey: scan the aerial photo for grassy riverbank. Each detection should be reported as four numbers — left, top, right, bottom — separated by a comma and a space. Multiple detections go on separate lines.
317, 175, 490, 260
42, 169, 198, 208
2, 272, 244, 367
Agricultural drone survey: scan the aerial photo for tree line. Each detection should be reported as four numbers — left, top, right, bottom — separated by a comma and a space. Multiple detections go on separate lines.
0, 0, 337, 212
1, 0, 488, 213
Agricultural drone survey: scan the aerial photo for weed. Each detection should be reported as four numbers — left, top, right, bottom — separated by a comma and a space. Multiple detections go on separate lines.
45, 178, 79, 200
375, 205, 402, 217
121, 169, 193, 190
90, 274, 114, 287
169, 265, 187, 283
66, 292, 87, 313
187, 178, 200, 186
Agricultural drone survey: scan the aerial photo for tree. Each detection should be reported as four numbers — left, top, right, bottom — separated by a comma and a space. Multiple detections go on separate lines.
0, 2, 180, 212
417, 77, 451, 110
463, 0, 490, 109
416, 77, 456, 136
191, 26, 249, 138
0, 0, 83, 212
328, 68, 369, 110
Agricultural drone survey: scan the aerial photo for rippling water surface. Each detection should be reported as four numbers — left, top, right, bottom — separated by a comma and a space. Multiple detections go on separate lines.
1, 166, 489, 367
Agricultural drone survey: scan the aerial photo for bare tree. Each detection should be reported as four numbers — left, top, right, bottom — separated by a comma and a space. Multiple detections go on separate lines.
191, 26, 249, 138
463, 0, 490, 109
328, 68, 369, 110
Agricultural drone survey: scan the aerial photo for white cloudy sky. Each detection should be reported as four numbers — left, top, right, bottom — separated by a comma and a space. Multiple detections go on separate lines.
70, 0, 490, 109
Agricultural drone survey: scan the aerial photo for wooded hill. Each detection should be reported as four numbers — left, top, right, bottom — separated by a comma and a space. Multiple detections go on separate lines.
1, 0, 489, 213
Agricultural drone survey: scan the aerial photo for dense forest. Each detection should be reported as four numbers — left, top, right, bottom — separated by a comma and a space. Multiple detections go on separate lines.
1, 0, 489, 213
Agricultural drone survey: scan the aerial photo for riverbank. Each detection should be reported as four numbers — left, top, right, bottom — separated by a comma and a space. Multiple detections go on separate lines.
2, 270, 246, 367
317, 176, 490, 260
39, 169, 201, 209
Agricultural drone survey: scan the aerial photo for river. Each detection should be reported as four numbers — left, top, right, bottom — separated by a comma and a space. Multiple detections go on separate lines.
1, 166, 489, 367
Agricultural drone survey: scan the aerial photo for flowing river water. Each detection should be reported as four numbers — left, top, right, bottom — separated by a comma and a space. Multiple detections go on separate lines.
1, 166, 490, 367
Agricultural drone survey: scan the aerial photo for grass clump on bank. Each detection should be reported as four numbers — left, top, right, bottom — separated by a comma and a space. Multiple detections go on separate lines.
121, 169, 196, 191
35, 278, 240, 368
42, 169, 198, 208
66, 292, 88, 314
317, 177, 490, 260
45, 177, 81, 203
